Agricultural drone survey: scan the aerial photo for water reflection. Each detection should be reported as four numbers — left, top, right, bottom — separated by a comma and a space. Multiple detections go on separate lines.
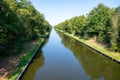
21, 51, 44, 80
21, 39, 48, 80
21, 29, 120, 80
58, 32, 120, 80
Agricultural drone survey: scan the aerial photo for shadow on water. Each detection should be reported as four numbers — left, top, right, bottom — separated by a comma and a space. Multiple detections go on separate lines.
21, 39, 49, 80
58, 32, 120, 80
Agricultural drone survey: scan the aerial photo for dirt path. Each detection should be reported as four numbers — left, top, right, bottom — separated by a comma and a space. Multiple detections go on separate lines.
0, 39, 39, 80
0, 56, 20, 80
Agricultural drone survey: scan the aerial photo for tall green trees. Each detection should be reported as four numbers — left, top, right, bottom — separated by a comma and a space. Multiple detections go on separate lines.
117, 15, 120, 50
107, 6, 120, 51
73, 16, 86, 36
85, 4, 113, 43
55, 4, 120, 52
56, 16, 86, 36
0, 0, 23, 54
0, 0, 51, 55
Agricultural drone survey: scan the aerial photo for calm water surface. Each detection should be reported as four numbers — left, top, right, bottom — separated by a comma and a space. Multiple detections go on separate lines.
21, 29, 120, 80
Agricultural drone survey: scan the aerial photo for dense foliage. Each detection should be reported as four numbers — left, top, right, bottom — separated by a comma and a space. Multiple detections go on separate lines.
0, 0, 51, 55
55, 4, 120, 52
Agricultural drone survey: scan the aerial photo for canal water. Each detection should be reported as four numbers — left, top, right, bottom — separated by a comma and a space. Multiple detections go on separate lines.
21, 29, 120, 80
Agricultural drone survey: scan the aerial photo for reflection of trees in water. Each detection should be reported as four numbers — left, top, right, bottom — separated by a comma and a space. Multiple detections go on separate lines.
58, 32, 120, 80
21, 51, 44, 80
21, 39, 48, 80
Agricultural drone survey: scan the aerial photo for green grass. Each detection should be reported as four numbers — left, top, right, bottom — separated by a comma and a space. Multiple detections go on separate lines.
8, 37, 45, 80
57, 29, 120, 61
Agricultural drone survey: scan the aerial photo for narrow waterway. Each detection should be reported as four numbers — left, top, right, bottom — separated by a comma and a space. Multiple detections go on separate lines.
21, 29, 120, 80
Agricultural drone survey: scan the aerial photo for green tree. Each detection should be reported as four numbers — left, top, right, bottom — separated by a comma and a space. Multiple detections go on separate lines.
55, 3, 120, 52
85, 4, 113, 43
0, 0, 51, 55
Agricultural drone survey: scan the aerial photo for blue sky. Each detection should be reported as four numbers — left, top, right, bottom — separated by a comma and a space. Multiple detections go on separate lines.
30, 0, 120, 26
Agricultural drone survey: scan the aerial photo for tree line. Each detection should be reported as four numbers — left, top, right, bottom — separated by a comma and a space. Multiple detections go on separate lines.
55, 4, 120, 52
0, 0, 51, 55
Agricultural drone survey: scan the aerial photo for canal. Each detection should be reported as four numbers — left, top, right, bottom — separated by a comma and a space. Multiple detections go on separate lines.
21, 29, 120, 80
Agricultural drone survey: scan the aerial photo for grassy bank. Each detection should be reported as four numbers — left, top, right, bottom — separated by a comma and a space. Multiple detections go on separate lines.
56, 29, 120, 62
8, 34, 49, 80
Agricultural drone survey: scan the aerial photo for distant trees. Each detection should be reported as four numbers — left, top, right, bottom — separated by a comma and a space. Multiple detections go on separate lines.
55, 4, 120, 52
0, 0, 51, 55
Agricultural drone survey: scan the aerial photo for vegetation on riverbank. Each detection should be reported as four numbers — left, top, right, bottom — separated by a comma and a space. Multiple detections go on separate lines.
0, 0, 51, 79
57, 29, 120, 61
0, 0, 51, 56
9, 34, 49, 80
55, 4, 120, 52
55, 4, 120, 60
